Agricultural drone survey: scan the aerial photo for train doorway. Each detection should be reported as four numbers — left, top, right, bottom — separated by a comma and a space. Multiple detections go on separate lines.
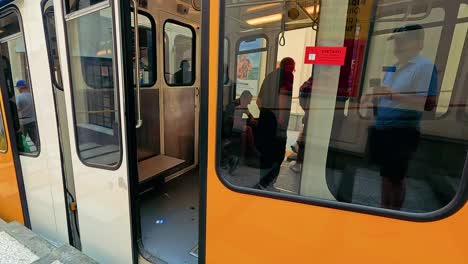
127, 1, 202, 263
53, 0, 203, 261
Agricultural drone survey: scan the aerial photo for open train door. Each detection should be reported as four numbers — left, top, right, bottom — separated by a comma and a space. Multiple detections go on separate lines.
53, 0, 137, 262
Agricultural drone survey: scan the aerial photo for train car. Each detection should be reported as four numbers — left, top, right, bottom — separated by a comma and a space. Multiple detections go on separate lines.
0, 0, 467, 263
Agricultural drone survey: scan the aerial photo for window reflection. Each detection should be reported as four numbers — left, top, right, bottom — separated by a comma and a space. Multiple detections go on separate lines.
43, 0, 63, 89
219, 0, 468, 214
67, 7, 121, 167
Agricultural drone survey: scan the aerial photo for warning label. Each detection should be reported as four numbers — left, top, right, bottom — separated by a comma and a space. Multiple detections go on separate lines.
304, 47, 347, 66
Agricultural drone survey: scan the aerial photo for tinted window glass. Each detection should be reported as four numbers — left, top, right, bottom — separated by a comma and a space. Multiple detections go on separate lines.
66, 7, 121, 167
164, 21, 195, 86
132, 12, 156, 87
65, 0, 107, 14
0, 12, 40, 156
43, 0, 63, 89
219, 0, 468, 215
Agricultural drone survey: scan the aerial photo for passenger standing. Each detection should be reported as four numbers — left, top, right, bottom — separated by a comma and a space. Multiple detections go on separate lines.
256, 57, 295, 189
364, 25, 438, 210
15, 80, 37, 146
290, 76, 313, 173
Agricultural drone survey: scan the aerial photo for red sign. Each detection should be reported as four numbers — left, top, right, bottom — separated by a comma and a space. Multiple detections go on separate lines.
304, 47, 347, 66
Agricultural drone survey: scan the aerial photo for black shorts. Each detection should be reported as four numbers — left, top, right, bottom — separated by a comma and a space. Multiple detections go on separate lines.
371, 127, 420, 182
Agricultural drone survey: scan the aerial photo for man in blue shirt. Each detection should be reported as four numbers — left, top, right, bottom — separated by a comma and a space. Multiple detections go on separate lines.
15, 80, 38, 147
368, 24, 438, 210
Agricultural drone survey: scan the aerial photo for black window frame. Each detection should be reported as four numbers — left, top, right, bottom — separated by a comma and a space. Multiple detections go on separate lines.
0, 7, 41, 157
163, 19, 197, 87
132, 9, 157, 88
62, 2, 123, 170
234, 34, 268, 100
215, 0, 468, 222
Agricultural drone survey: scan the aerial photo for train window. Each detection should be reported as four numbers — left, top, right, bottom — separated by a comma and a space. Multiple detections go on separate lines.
164, 21, 196, 86
235, 37, 267, 100
131, 12, 156, 87
0, 11, 40, 156
66, 7, 121, 167
218, 0, 468, 217
65, 0, 107, 14
0, 107, 6, 152
42, 0, 63, 90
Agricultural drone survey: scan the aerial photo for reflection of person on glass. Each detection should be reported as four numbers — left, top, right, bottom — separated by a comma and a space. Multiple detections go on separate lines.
256, 57, 295, 189
290, 76, 312, 173
364, 25, 437, 210
174, 59, 190, 85
16, 80, 37, 146
230, 91, 258, 172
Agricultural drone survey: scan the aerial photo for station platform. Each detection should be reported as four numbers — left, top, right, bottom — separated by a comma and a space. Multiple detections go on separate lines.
0, 219, 96, 264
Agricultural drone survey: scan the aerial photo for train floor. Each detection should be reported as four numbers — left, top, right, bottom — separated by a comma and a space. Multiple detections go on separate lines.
139, 170, 199, 264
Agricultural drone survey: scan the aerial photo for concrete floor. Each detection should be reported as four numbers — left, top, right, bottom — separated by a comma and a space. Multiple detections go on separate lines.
0, 231, 39, 264
0, 220, 95, 264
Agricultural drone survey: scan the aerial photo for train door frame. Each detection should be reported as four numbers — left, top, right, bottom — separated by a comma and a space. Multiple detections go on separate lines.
0, 63, 29, 227
119, 0, 209, 263
41, 0, 80, 248
0, 1, 71, 246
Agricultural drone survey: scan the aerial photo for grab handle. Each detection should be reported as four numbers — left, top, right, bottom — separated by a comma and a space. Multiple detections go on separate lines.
132, 0, 143, 128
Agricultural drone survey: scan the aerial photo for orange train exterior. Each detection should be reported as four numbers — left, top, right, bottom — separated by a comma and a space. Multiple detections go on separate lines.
205, 1, 467, 263
0, 89, 24, 224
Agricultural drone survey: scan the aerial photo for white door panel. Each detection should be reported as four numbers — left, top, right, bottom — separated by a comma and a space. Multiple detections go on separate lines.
53, 0, 133, 262
16, 0, 69, 245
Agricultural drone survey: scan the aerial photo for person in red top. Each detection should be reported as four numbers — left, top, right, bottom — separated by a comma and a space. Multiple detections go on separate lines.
255, 57, 295, 189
